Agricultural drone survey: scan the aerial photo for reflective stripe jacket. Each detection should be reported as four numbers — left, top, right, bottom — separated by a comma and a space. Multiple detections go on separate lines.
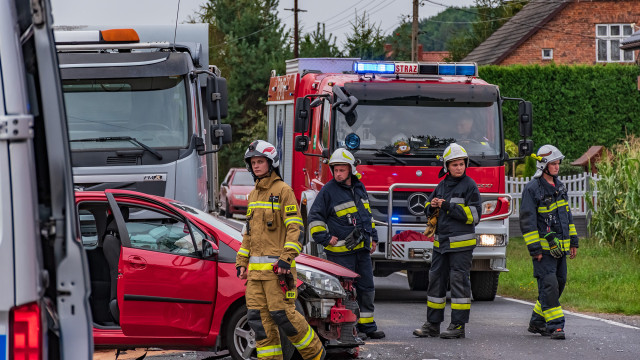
235, 171, 304, 280
519, 177, 579, 257
308, 177, 378, 255
424, 174, 481, 253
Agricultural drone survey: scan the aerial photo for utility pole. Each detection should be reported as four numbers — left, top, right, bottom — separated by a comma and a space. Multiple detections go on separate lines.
412, 0, 419, 62
285, 0, 307, 58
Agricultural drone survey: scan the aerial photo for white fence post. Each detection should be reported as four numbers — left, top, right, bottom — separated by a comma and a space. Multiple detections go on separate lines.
506, 172, 599, 217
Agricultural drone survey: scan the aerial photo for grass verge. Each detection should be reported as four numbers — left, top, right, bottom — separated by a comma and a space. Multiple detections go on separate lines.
497, 237, 640, 315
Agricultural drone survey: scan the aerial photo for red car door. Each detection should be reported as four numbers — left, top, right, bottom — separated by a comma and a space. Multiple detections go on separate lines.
106, 192, 218, 338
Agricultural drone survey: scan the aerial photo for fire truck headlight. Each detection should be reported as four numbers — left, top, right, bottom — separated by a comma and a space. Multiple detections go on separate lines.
296, 264, 346, 299
481, 200, 498, 215
477, 234, 505, 247
344, 133, 360, 150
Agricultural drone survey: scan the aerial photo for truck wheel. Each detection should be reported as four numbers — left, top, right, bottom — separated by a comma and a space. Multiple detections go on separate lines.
470, 271, 499, 301
225, 304, 299, 360
407, 269, 430, 291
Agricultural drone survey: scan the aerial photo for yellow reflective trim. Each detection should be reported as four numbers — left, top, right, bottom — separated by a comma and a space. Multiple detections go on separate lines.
543, 306, 564, 322
335, 206, 358, 217
523, 230, 539, 241
427, 301, 446, 309
293, 325, 314, 349
451, 303, 471, 310
569, 224, 577, 236
325, 241, 365, 252
284, 242, 302, 253
248, 263, 273, 271
450, 239, 476, 248
525, 237, 540, 246
238, 248, 250, 257
434, 240, 439, 248
539, 239, 550, 250
257, 344, 283, 358
358, 316, 374, 324
284, 217, 303, 226
310, 226, 326, 235
249, 201, 281, 210
458, 204, 473, 224
533, 301, 543, 316
371, 223, 375, 229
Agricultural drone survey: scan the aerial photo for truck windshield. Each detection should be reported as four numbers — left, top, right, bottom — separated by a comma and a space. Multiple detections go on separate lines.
63, 76, 189, 150
335, 101, 501, 157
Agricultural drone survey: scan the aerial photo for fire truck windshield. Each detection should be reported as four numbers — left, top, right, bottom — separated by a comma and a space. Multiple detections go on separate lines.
63, 76, 189, 151
335, 101, 501, 158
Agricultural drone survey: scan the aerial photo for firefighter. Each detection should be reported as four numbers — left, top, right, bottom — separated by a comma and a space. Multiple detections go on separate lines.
307, 148, 386, 340
520, 144, 579, 340
236, 140, 325, 360
414, 143, 481, 339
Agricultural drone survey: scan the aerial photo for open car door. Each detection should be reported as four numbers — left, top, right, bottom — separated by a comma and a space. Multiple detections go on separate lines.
105, 190, 218, 337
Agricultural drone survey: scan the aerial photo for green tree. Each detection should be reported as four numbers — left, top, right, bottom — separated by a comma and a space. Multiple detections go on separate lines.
446, 0, 528, 61
385, 21, 412, 61
344, 12, 385, 60
198, 0, 290, 179
300, 23, 342, 58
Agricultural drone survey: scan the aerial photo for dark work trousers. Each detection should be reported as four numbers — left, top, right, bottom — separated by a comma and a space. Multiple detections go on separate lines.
427, 250, 473, 325
326, 251, 378, 334
530, 254, 567, 332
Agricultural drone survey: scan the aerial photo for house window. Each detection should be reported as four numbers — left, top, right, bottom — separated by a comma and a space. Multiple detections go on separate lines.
596, 24, 634, 62
542, 49, 553, 60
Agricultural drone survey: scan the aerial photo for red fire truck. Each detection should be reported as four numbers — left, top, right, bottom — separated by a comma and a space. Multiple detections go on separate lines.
267, 58, 533, 300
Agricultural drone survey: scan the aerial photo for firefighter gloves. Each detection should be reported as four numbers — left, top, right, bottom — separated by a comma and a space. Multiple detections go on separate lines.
544, 232, 564, 258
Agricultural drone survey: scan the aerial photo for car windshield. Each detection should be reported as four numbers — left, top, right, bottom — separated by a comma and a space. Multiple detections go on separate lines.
231, 171, 254, 186
334, 101, 501, 157
64, 76, 189, 150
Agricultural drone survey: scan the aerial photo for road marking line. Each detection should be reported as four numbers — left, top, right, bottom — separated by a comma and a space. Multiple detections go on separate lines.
497, 296, 640, 330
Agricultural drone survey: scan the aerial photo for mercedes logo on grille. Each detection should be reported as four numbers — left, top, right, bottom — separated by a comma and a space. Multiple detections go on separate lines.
407, 192, 429, 216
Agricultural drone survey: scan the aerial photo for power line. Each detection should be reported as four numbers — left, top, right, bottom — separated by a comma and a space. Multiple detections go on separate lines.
325, 0, 396, 33
212, 14, 294, 48
323, 0, 388, 29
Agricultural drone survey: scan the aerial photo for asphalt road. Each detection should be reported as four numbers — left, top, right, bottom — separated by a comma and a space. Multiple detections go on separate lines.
100, 272, 639, 360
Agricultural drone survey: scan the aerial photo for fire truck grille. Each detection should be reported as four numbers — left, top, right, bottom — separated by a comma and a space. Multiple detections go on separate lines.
369, 192, 430, 224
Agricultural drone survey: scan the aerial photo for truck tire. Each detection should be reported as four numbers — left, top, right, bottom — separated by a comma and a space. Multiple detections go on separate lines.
470, 271, 499, 301
226, 303, 303, 360
407, 269, 430, 291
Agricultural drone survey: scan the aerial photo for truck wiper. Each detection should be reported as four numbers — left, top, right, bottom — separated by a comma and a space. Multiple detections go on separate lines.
359, 148, 407, 165
70, 136, 163, 160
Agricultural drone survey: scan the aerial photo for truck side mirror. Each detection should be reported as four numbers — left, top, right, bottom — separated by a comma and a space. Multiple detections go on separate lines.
518, 101, 533, 138
210, 124, 232, 145
294, 135, 309, 152
207, 76, 228, 120
518, 139, 534, 157
321, 148, 330, 158
295, 97, 310, 133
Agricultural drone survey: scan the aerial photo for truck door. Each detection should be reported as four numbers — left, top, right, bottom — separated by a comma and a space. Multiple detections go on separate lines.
105, 191, 217, 337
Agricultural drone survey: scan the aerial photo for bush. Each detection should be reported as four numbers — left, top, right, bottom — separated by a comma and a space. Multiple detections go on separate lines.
479, 64, 640, 160
558, 161, 584, 177
587, 135, 640, 255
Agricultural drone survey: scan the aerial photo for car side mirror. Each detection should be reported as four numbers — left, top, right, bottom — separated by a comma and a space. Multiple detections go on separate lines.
211, 124, 232, 145
295, 97, 310, 133
221, 181, 228, 187
207, 76, 228, 120
518, 101, 533, 138
202, 239, 219, 259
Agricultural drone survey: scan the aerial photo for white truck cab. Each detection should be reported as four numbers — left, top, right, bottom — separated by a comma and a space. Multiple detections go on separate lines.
0, 0, 93, 358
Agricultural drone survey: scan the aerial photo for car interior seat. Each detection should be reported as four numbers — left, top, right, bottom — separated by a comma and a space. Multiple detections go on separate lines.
102, 206, 129, 324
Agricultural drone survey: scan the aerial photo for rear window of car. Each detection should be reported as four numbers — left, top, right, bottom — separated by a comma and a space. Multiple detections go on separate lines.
231, 170, 254, 186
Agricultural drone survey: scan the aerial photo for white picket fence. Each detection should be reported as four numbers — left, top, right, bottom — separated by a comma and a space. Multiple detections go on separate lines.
506, 173, 600, 217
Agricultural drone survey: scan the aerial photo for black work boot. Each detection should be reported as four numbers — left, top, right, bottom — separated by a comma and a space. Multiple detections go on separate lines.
413, 322, 440, 337
439, 323, 465, 339
366, 330, 386, 339
550, 328, 565, 340
527, 324, 550, 336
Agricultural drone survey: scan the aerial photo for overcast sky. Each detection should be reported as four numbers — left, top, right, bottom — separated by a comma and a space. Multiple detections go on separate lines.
51, 0, 476, 50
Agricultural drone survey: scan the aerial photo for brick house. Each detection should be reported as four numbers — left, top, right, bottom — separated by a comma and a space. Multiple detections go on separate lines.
463, 0, 640, 65
384, 44, 450, 62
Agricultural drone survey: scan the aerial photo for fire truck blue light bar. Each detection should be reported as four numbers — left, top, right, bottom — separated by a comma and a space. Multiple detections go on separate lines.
353, 62, 395, 74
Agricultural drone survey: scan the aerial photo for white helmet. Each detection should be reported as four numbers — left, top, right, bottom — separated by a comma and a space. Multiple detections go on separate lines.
533, 144, 564, 178
244, 140, 280, 174
328, 148, 358, 176
442, 143, 469, 174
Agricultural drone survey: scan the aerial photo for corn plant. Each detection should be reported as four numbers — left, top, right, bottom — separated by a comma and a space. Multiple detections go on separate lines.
586, 135, 640, 255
